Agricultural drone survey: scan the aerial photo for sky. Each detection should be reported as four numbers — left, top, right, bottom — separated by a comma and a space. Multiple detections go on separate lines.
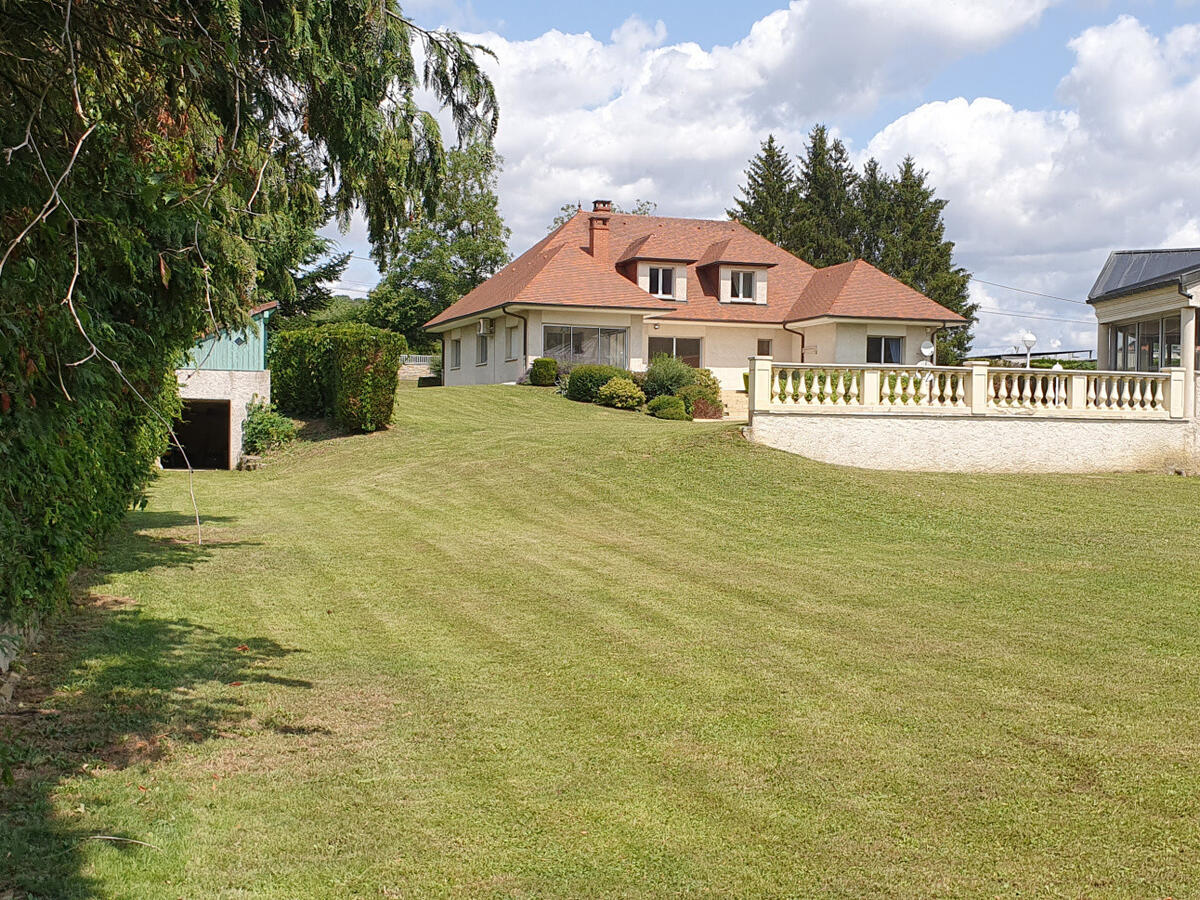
329, 0, 1200, 355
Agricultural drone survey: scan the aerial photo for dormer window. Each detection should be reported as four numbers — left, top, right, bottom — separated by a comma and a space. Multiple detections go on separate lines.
730, 270, 755, 302
648, 266, 675, 298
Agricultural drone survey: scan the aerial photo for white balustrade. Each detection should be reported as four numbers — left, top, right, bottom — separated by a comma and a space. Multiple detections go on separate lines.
746, 357, 1184, 422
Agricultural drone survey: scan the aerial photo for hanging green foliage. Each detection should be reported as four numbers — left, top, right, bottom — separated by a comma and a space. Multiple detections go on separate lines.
0, 0, 497, 623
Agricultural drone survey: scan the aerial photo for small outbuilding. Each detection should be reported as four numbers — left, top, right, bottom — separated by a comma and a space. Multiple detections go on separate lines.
164, 301, 275, 470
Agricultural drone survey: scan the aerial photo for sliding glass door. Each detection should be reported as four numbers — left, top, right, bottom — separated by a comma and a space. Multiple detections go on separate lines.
542, 325, 628, 368
648, 336, 701, 368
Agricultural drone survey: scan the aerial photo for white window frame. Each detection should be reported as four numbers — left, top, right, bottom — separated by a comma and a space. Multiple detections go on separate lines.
541, 325, 629, 368
450, 339, 461, 370
505, 325, 520, 361
476, 333, 489, 366
648, 266, 675, 298
867, 335, 904, 365
730, 270, 755, 302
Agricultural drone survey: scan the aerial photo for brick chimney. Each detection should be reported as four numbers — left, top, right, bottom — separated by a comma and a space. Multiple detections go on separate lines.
588, 199, 612, 260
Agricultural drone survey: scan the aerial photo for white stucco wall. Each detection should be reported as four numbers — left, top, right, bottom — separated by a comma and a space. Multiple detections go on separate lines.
176, 368, 271, 469
439, 312, 938, 391
749, 412, 1200, 474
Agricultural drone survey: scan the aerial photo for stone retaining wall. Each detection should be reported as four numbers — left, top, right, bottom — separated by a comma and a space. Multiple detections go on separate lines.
749, 412, 1200, 474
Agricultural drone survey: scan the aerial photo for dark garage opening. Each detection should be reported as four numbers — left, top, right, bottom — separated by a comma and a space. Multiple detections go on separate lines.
163, 399, 230, 469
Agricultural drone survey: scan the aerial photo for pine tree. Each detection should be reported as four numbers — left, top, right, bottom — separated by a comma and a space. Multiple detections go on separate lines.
728, 135, 799, 246
791, 125, 859, 267
852, 158, 893, 268
881, 157, 977, 363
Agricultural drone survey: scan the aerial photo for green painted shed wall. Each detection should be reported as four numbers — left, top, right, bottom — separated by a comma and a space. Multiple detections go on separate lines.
185, 308, 272, 372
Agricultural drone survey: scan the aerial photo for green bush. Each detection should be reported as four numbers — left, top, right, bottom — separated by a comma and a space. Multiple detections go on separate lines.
596, 376, 645, 410
643, 354, 697, 400
565, 364, 632, 403
268, 324, 405, 432
329, 325, 406, 432
675, 383, 723, 418
529, 357, 558, 386
694, 367, 722, 397
646, 395, 690, 420
241, 401, 297, 454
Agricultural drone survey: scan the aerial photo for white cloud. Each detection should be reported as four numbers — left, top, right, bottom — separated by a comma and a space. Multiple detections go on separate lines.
863, 15, 1200, 351
469, 0, 1055, 248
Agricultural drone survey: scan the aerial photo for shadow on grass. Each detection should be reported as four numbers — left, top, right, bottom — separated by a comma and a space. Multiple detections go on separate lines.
0, 519, 302, 897
78, 510, 257, 588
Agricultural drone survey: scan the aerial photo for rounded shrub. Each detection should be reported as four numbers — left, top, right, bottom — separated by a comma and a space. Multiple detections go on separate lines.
529, 357, 558, 386
565, 364, 632, 403
643, 353, 697, 400
646, 395, 690, 420
241, 401, 297, 454
596, 376, 646, 410
674, 383, 723, 418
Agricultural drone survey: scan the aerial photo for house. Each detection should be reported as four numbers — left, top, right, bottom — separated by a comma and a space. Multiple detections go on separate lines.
424, 201, 966, 402
1089, 248, 1200, 417
164, 301, 275, 470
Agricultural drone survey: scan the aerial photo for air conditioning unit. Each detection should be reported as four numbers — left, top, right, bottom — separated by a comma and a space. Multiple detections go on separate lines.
477, 319, 495, 336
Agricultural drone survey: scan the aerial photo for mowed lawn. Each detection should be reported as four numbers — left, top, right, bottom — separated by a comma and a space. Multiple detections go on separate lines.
5, 383, 1200, 898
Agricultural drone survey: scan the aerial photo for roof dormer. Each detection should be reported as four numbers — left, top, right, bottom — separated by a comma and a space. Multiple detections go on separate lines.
718, 265, 768, 305
636, 261, 687, 302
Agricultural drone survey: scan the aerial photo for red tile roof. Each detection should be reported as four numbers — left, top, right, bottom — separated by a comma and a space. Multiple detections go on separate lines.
424, 211, 964, 329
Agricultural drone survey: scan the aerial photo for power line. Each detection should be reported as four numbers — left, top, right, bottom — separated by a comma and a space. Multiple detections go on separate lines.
976, 306, 1095, 326
970, 277, 1089, 305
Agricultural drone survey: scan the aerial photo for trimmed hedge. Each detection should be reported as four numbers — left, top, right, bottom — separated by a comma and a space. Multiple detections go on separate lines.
269, 324, 406, 432
565, 364, 632, 403
529, 357, 558, 386
597, 376, 645, 410
646, 395, 690, 420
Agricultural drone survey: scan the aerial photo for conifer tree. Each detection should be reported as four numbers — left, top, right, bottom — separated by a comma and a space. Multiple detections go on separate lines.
880, 157, 976, 363
728, 135, 799, 246
852, 158, 893, 268
791, 125, 859, 267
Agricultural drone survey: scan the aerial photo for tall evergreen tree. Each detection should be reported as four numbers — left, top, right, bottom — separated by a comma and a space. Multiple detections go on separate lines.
728, 135, 799, 247
791, 125, 859, 267
880, 158, 976, 363
851, 158, 893, 268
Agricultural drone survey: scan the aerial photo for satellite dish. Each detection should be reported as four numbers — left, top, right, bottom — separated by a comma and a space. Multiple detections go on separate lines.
920, 341, 935, 358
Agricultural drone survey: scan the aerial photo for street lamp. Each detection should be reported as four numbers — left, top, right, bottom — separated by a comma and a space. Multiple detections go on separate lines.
1022, 332, 1037, 368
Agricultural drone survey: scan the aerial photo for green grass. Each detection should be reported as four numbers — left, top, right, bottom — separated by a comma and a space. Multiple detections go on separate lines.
4, 383, 1200, 897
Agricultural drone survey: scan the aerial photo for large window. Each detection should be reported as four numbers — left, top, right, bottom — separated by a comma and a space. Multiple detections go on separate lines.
1113, 315, 1182, 371
730, 270, 755, 301
867, 336, 904, 364
648, 336, 701, 368
648, 266, 675, 298
542, 325, 628, 368
450, 339, 461, 369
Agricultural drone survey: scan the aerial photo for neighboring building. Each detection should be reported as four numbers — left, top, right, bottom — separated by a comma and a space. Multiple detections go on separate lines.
1090, 248, 1200, 417
424, 201, 966, 397
165, 301, 276, 470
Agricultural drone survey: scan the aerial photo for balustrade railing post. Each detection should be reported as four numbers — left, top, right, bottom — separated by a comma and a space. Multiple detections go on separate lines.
1068, 372, 1088, 411
748, 356, 772, 424
861, 368, 881, 408
969, 361, 990, 415
1164, 367, 1185, 418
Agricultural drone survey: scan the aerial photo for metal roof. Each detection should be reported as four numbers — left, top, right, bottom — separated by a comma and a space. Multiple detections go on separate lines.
1089, 249, 1200, 302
